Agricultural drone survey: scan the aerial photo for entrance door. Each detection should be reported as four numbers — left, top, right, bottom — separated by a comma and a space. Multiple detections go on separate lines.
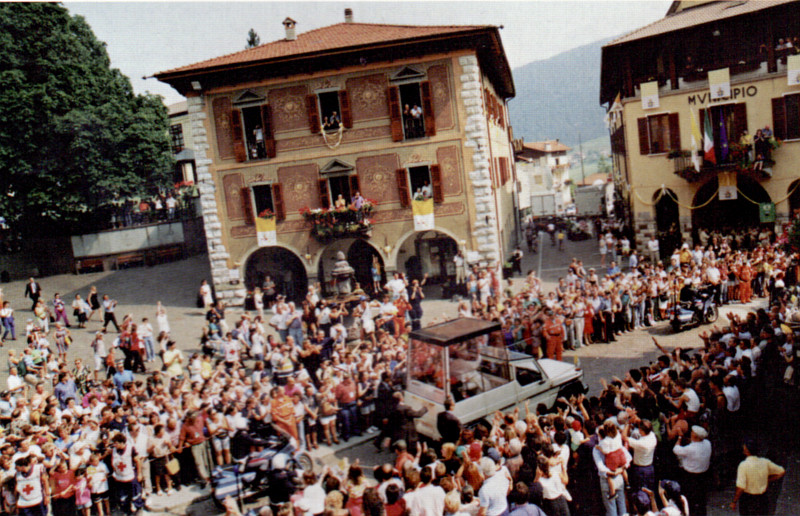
691, 175, 770, 232
414, 236, 457, 283
654, 189, 680, 259
347, 240, 384, 296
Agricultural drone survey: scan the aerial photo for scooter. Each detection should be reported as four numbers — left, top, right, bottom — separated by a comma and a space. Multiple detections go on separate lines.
669, 285, 718, 332
210, 426, 313, 510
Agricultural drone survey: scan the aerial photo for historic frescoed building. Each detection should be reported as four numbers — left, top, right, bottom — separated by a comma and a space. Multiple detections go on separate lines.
155, 10, 517, 304
601, 0, 800, 252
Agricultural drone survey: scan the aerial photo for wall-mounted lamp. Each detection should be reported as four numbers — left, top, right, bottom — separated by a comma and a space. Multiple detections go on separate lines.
304, 247, 312, 262
383, 236, 392, 255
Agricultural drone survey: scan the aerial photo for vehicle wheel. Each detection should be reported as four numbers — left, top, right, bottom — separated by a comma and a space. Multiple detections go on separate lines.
691, 311, 701, 327
671, 320, 682, 333
705, 305, 719, 324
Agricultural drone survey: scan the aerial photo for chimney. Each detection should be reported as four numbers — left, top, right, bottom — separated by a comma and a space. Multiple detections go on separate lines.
344, 8, 353, 23
283, 17, 297, 41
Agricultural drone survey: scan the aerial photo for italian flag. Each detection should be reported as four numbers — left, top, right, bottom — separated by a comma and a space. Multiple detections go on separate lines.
703, 109, 716, 164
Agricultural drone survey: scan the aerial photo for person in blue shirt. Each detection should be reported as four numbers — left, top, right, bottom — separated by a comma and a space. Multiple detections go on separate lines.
113, 367, 134, 394
53, 372, 77, 409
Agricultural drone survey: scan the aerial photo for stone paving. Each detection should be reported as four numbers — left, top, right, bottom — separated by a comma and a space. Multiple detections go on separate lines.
1, 235, 797, 515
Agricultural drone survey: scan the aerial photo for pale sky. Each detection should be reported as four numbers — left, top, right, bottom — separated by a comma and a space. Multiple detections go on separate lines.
64, 1, 672, 106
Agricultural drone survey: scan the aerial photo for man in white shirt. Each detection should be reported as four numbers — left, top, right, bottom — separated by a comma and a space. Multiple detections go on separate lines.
478, 457, 511, 516
673, 426, 712, 516
408, 466, 445, 516
627, 419, 657, 492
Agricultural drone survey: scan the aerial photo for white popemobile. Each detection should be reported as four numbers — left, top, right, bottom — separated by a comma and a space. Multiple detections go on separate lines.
404, 318, 586, 440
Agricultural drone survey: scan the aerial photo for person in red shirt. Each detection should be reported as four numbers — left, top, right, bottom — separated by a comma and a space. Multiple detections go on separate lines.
50, 459, 77, 515
270, 386, 299, 441
179, 412, 210, 486
334, 374, 359, 441
543, 309, 566, 361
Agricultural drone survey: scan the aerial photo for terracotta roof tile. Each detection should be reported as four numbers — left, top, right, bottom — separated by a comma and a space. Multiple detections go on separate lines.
158, 22, 490, 76
523, 140, 571, 153
606, 0, 798, 47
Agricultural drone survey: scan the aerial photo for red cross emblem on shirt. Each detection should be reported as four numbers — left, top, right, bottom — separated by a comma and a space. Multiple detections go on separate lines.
115, 462, 127, 472
22, 484, 34, 496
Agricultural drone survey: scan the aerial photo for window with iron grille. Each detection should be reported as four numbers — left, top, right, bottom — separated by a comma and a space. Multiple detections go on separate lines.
170, 124, 184, 153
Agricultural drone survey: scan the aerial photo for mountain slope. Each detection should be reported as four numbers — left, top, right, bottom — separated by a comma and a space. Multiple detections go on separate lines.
509, 37, 613, 148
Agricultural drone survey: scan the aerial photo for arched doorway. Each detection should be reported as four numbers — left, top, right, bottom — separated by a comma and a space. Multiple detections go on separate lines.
654, 189, 680, 259
789, 179, 800, 220
347, 239, 384, 296
245, 247, 307, 303
691, 174, 771, 231
317, 239, 384, 297
397, 230, 458, 283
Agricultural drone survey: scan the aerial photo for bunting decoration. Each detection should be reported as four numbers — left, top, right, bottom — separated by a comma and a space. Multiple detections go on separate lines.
708, 68, 731, 100
640, 81, 659, 109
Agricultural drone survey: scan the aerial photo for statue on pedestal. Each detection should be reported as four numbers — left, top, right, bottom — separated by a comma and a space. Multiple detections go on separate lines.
331, 251, 355, 296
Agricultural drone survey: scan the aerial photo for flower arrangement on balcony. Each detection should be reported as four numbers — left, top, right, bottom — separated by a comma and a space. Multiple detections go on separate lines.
300, 199, 377, 242
173, 180, 198, 199
673, 139, 781, 182
258, 208, 275, 220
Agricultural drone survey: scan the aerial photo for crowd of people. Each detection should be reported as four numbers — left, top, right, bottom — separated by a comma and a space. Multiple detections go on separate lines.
0, 220, 795, 516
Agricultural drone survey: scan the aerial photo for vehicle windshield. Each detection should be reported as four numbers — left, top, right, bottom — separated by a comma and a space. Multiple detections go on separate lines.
408, 338, 447, 403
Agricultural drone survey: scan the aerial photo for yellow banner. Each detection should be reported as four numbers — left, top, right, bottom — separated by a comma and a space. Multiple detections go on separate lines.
256, 217, 276, 246
640, 81, 659, 109
708, 68, 731, 99
412, 199, 435, 231
789, 55, 800, 86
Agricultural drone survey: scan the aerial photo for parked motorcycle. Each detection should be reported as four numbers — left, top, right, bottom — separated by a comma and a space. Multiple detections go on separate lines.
210, 426, 313, 510
670, 285, 718, 332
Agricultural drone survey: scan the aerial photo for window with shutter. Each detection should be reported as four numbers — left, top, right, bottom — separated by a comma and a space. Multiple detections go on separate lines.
396, 169, 410, 207
637, 117, 650, 155
307, 95, 321, 134
421, 81, 436, 137
318, 179, 330, 209
260, 104, 276, 158
339, 90, 353, 129
349, 174, 361, 197
242, 187, 255, 224
272, 183, 285, 221
388, 86, 403, 142
773, 94, 800, 140
668, 113, 681, 152
231, 109, 247, 162
251, 184, 276, 220
430, 165, 443, 203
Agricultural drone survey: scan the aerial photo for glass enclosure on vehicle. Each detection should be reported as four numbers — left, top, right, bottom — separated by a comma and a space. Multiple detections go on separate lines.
407, 318, 511, 404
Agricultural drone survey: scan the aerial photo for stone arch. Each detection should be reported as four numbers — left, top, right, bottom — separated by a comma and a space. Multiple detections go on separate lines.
242, 245, 308, 303
316, 238, 386, 297
653, 188, 680, 259
393, 228, 461, 283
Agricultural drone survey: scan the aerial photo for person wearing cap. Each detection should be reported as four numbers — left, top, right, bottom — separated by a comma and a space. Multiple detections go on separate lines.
730, 438, 785, 514
672, 425, 711, 516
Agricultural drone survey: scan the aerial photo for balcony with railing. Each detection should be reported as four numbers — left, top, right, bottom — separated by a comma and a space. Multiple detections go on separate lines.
300, 200, 376, 243
672, 142, 778, 183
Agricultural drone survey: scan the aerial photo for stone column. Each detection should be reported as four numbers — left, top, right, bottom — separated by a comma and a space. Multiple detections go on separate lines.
186, 95, 246, 306
459, 54, 500, 268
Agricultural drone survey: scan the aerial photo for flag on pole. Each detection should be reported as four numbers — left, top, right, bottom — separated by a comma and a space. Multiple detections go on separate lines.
689, 108, 702, 172
719, 111, 729, 162
703, 109, 716, 164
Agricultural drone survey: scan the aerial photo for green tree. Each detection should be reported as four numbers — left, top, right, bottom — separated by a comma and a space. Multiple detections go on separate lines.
246, 28, 261, 49
597, 154, 612, 176
0, 3, 173, 234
